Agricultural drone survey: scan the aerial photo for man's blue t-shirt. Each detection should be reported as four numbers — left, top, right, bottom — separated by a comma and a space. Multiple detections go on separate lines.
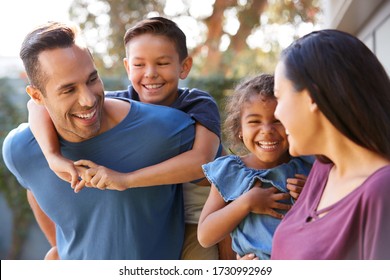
2, 100, 195, 259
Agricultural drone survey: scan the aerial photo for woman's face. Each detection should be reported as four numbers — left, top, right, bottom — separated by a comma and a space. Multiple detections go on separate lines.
274, 61, 320, 157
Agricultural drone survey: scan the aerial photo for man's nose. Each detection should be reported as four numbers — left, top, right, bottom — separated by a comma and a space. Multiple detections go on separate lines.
79, 86, 96, 107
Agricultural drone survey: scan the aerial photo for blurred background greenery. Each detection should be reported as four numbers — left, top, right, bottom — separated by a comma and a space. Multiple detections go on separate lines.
0, 0, 321, 259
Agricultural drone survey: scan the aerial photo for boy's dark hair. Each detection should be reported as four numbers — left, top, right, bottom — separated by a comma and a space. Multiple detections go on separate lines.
124, 17, 188, 61
19, 22, 79, 93
224, 74, 275, 153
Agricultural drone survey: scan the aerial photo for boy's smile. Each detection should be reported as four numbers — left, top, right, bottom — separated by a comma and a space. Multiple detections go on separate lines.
124, 33, 191, 106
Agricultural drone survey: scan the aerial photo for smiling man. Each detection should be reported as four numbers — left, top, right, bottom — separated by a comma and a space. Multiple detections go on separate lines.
2, 21, 195, 259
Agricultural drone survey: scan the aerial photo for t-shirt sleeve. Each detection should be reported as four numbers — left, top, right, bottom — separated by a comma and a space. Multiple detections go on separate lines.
2, 126, 29, 189
175, 88, 221, 138
362, 169, 390, 259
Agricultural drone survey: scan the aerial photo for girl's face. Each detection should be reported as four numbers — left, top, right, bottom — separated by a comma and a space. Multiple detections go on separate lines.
274, 61, 319, 157
240, 94, 290, 169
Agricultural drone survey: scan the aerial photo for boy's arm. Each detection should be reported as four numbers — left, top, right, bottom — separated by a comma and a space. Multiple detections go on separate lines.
27, 100, 79, 187
75, 123, 219, 191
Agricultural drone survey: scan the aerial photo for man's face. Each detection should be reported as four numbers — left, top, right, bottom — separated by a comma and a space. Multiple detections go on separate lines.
37, 45, 105, 142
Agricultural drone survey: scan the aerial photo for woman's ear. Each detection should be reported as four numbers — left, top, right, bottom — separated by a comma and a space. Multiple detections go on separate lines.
26, 85, 44, 105
303, 89, 318, 113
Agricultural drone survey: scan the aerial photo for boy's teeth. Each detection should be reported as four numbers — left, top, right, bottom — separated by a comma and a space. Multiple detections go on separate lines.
145, 84, 162, 89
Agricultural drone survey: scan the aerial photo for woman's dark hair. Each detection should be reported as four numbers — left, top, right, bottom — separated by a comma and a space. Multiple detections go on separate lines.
280, 29, 390, 161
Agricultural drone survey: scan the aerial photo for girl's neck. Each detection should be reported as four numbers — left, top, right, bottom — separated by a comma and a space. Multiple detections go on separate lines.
241, 152, 291, 170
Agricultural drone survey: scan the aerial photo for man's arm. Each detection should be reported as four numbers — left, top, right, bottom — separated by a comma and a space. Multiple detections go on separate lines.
26, 190, 56, 247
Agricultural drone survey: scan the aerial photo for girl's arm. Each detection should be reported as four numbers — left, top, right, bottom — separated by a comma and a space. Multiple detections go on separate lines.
74, 123, 220, 191
197, 182, 292, 248
28, 100, 79, 187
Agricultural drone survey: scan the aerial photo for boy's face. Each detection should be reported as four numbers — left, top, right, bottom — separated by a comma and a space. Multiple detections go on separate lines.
28, 45, 105, 142
124, 33, 192, 106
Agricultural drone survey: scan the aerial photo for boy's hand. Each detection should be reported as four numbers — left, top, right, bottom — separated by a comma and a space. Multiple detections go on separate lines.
286, 174, 307, 200
73, 160, 129, 192
47, 154, 79, 189
245, 181, 291, 219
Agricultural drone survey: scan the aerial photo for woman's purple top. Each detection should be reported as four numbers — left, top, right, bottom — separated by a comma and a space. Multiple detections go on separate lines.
272, 160, 390, 260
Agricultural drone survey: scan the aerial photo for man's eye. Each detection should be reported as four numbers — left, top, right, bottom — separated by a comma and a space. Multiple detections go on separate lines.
63, 88, 75, 94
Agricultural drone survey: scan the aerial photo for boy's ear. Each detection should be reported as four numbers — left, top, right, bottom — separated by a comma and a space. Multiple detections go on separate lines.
26, 85, 44, 105
179, 56, 193, 79
123, 58, 131, 77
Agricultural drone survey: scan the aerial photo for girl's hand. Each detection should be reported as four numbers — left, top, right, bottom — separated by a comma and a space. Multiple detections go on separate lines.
286, 174, 307, 200
245, 181, 291, 219
236, 253, 259, 260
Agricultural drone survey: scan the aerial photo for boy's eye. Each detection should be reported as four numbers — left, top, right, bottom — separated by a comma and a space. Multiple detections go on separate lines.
89, 76, 98, 83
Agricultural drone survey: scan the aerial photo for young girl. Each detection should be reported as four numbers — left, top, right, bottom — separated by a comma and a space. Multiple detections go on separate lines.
197, 74, 313, 260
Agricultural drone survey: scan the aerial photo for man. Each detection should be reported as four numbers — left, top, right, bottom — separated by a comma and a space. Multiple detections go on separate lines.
2, 21, 194, 259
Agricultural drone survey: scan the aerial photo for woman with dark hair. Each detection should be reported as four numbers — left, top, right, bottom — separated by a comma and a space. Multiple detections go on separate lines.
271, 29, 390, 259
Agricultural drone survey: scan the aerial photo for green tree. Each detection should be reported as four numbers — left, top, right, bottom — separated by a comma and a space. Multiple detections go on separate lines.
0, 77, 31, 259
69, 0, 321, 79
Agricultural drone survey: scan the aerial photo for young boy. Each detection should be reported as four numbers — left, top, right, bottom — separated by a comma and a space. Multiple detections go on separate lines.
29, 17, 232, 260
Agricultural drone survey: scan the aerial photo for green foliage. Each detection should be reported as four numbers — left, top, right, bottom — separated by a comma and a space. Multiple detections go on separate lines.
0, 77, 32, 259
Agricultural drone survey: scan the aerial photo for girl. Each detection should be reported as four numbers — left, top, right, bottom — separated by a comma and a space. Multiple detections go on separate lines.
197, 74, 313, 259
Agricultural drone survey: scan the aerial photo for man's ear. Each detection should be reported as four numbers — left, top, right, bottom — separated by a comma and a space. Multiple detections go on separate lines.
26, 85, 44, 105
179, 56, 193, 80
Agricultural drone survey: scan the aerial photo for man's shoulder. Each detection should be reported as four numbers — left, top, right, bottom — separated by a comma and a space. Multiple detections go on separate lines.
2, 123, 34, 171
3, 123, 31, 144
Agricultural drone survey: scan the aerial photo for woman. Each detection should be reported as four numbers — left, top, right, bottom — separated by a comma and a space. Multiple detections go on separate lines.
271, 29, 390, 259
